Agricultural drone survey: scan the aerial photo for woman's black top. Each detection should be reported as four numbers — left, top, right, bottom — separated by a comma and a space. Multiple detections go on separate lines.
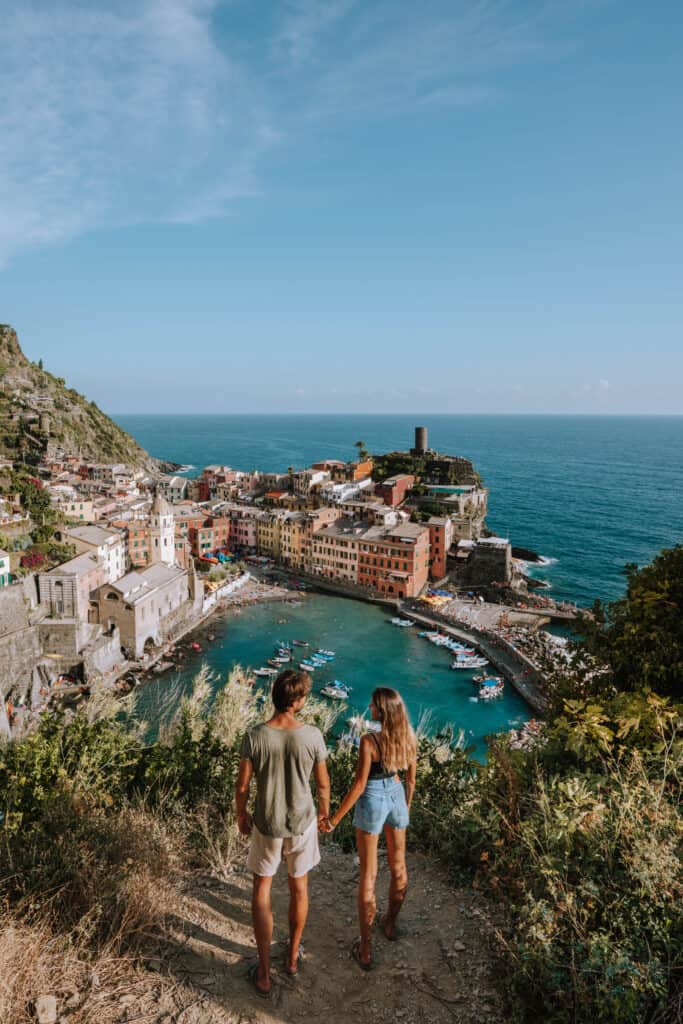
367, 732, 397, 779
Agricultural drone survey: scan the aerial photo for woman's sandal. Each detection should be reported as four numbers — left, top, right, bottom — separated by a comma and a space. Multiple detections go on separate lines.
283, 941, 305, 977
379, 913, 399, 941
351, 937, 373, 972
246, 962, 272, 998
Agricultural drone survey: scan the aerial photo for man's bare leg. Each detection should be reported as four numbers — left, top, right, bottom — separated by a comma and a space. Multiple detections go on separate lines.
252, 874, 274, 992
286, 873, 309, 974
356, 829, 380, 965
382, 825, 408, 938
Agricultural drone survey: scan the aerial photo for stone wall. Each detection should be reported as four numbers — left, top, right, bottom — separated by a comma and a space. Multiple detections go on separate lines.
38, 619, 92, 658
84, 628, 122, 678
0, 581, 34, 634
465, 540, 512, 586
0, 625, 42, 696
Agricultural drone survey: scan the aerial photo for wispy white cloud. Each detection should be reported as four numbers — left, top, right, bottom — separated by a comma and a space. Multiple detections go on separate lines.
291, 1, 547, 119
0, 0, 276, 264
0, 0, 587, 265
275, 0, 358, 64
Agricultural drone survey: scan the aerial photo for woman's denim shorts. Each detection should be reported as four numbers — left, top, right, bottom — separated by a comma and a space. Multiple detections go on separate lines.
353, 777, 410, 835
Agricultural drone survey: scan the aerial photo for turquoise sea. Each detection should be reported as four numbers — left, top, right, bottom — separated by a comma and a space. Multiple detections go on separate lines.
116, 415, 683, 748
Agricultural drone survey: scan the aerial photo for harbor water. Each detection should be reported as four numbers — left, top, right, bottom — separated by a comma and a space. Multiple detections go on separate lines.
133, 594, 530, 760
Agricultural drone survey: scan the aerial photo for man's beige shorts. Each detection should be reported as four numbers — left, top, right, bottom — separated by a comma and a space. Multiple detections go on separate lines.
247, 818, 320, 878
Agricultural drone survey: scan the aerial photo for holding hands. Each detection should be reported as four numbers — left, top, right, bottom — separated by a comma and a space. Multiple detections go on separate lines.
237, 810, 253, 836
318, 812, 337, 833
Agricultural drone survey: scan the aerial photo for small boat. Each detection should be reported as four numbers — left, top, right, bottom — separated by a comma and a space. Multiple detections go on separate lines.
292, 639, 309, 647
254, 667, 277, 678
267, 659, 283, 668
445, 641, 475, 654
299, 663, 316, 672
419, 630, 440, 639
315, 649, 335, 658
333, 679, 352, 691
478, 677, 504, 700
152, 661, 174, 675
391, 617, 413, 627
451, 656, 488, 670
321, 683, 350, 700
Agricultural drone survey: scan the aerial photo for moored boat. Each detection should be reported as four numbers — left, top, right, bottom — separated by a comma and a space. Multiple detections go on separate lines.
391, 617, 413, 627
451, 656, 488, 670
321, 681, 350, 700
478, 676, 504, 700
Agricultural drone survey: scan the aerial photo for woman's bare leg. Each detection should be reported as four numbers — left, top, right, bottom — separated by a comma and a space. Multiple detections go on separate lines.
355, 829, 379, 965
382, 825, 408, 938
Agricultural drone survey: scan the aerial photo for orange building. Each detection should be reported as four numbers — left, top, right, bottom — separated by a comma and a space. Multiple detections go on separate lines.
311, 519, 429, 599
427, 516, 455, 580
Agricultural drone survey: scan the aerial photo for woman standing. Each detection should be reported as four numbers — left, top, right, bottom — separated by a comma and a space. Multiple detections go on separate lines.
325, 687, 417, 970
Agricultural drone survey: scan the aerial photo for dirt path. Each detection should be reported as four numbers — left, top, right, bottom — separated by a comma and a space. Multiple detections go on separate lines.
139, 843, 505, 1024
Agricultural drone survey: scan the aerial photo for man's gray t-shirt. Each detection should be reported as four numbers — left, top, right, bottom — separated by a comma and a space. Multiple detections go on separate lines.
241, 723, 328, 838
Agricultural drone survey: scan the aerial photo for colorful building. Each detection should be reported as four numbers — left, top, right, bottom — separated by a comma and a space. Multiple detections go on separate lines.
427, 516, 455, 580
0, 549, 10, 587
375, 474, 415, 507
311, 518, 430, 598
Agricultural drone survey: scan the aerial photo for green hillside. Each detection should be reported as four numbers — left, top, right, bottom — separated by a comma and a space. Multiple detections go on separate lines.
0, 324, 159, 470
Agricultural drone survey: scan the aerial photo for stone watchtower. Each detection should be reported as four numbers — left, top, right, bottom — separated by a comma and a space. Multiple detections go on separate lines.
150, 492, 175, 566
411, 425, 428, 456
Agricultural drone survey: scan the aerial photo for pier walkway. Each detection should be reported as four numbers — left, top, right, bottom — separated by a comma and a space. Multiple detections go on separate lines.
401, 605, 549, 715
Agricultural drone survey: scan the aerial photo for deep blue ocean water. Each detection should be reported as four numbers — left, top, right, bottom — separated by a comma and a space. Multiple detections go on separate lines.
116, 414, 683, 606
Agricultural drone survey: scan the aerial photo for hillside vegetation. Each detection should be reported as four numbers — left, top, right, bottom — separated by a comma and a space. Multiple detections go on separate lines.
0, 324, 159, 469
372, 448, 482, 486
0, 549, 681, 1023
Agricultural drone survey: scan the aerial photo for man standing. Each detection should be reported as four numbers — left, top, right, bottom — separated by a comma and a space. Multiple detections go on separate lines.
235, 669, 330, 997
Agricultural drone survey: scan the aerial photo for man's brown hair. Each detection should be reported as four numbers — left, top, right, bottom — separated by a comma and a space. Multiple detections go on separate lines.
271, 669, 312, 712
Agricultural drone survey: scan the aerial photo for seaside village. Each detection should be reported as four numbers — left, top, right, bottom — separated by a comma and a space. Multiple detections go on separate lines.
0, 427, 574, 742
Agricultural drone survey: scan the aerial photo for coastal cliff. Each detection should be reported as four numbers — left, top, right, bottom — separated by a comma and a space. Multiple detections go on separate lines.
0, 324, 163, 470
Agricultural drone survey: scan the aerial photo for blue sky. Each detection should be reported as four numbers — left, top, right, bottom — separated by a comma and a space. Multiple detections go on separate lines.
0, 0, 681, 414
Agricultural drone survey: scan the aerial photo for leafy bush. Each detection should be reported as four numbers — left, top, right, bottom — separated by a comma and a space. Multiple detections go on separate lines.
432, 695, 683, 1024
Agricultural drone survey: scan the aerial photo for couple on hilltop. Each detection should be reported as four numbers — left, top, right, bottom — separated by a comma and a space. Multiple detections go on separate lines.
235, 669, 417, 997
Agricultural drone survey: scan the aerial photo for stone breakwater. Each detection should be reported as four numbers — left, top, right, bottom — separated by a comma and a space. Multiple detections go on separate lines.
402, 606, 549, 715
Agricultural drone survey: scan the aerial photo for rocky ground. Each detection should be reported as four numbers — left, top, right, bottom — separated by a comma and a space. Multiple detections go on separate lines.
43, 844, 506, 1024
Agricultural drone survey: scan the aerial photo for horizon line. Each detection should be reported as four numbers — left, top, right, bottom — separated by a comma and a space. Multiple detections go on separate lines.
110, 411, 683, 418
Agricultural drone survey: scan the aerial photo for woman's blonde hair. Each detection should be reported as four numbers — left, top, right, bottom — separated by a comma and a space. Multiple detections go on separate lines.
371, 687, 416, 772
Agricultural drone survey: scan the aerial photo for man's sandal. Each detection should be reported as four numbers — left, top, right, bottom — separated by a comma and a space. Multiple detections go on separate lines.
246, 962, 272, 998
351, 937, 373, 972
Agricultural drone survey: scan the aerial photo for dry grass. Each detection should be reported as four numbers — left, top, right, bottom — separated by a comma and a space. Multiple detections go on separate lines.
0, 807, 185, 1024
